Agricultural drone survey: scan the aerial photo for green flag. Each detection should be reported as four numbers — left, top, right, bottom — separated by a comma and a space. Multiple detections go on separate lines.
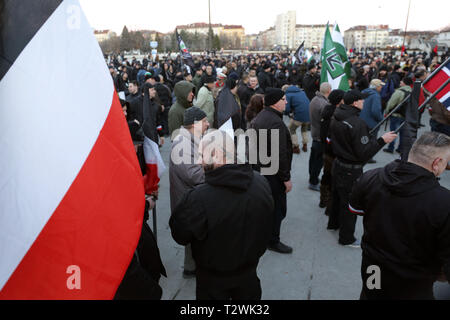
332, 24, 352, 79
320, 23, 349, 91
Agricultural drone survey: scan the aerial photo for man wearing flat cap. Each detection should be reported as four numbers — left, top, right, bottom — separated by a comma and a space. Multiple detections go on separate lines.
328, 89, 397, 247
252, 88, 294, 254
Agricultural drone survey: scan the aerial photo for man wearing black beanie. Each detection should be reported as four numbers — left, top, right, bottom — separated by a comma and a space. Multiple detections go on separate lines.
251, 88, 294, 254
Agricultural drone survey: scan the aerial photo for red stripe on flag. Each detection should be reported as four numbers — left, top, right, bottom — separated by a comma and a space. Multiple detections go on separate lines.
424, 69, 450, 101
0, 93, 145, 299
144, 164, 160, 194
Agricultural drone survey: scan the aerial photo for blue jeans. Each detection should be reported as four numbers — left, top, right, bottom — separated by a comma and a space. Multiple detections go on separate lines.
387, 116, 404, 152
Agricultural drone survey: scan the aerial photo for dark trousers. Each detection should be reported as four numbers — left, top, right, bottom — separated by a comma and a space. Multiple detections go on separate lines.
322, 153, 339, 218
360, 255, 434, 300
161, 107, 170, 136
331, 160, 362, 245
265, 175, 287, 245
196, 269, 261, 300
309, 140, 324, 185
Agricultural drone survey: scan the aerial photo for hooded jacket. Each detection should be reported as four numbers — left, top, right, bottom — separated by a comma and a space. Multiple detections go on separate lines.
350, 160, 450, 281
285, 85, 311, 123
168, 81, 195, 136
330, 104, 385, 164
360, 88, 383, 129
195, 85, 215, 126
169, 164, 274, 275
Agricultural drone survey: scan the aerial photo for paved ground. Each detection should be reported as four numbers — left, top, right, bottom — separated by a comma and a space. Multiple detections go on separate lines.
150, 113, 450, 300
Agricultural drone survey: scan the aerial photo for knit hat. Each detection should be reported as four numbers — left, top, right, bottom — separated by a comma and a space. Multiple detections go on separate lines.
183, 107, 207, 126
328, 89, 345, 106
344, 89, 369, 105
264, 88, 285, 106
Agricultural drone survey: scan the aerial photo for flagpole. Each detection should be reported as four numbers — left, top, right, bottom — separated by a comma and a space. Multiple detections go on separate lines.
401, 0, 412, 56
370, 77, 450, 135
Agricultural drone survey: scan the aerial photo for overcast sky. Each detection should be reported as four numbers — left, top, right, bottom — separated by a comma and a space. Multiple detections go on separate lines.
79, 0, 449, 35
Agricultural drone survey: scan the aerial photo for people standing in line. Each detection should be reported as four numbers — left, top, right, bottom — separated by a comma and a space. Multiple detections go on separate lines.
319, 90, 345, 212
327, 89, 397, 247
284, 84, 310, 154
308, 83, 331, 192
252, 88, 293, 254
350, 132, 450, 299
170, 107, 209, 279
170, 130, 274, 300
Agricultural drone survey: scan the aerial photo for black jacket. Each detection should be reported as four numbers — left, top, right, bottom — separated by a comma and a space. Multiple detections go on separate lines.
257, 71, 273, 92
239, 85, 264, 110
350, 160, 450, 281
214, 87, 241, 130
302, 72, 320, 101
320, 103, 337, 156
154, 83, 172, 109
169, 164, 274, 275
142, 83, 164, 143
251, 106, 293, 182
330, 104, 385, 164
115, 202, 167, 300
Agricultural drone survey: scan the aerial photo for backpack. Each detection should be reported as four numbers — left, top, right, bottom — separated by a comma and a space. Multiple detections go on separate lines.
380, 77, 395, 102
396, 88, 411, 117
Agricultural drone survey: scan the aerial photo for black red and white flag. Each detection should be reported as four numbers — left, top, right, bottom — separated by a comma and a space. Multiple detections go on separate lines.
0, 0, 145, 299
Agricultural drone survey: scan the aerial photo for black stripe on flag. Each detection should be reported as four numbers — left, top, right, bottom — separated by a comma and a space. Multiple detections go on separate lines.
0, 0, 63, 82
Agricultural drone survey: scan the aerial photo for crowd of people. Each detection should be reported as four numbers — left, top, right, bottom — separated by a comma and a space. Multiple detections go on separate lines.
110, 48, 450, 300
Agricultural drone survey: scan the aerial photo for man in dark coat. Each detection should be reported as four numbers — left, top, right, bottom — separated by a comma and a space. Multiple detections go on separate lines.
302, 64, 320, 101
327, 89, 397, 246
214, 76, 242, 130
350, 132, 450, 299
257, 63, 273, 93
169, 130, 274, 300
251, 88, 293, 254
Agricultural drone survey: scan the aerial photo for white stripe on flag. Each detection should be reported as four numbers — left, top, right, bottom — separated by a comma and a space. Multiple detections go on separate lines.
143, 137, 166, 178
443, 65, 450, 77
0, 0, 112, 290
348, 204, 364, 214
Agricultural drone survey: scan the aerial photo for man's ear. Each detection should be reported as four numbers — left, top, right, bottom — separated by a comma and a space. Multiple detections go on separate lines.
431, 157, 442, 176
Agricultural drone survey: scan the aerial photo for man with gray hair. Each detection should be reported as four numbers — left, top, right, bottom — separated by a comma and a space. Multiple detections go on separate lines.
169, 130, 274, 300
349, 131, 450, 299
308, 82, 331, 193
